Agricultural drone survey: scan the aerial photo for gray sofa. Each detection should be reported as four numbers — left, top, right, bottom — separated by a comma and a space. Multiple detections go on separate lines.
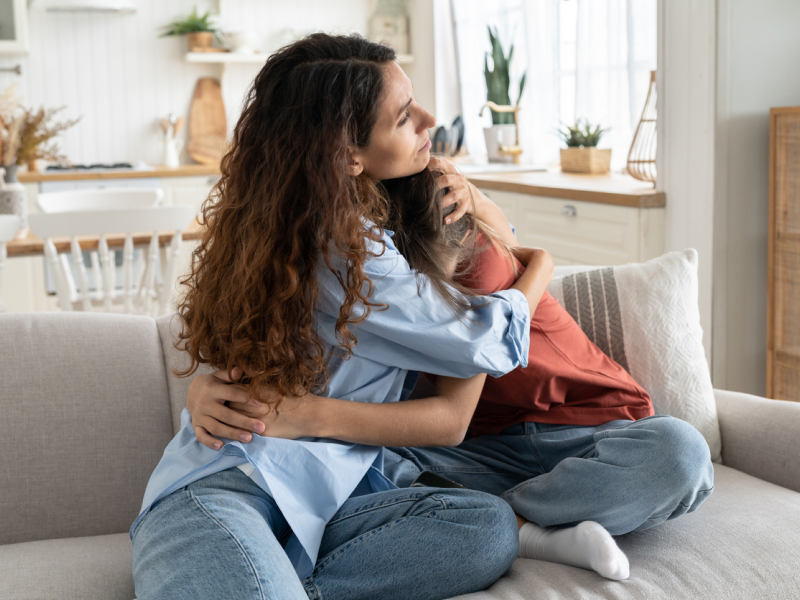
1, 311, 799, 600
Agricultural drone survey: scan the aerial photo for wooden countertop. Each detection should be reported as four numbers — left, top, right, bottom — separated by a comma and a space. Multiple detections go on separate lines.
19, 164, 220, 183
19, 163, 663, 208
467, 169, 664, 208
6, 218, 204, 258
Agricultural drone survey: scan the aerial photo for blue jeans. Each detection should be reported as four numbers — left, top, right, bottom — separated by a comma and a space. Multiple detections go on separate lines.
131, 467, 519, 600
385, 414, 715, 535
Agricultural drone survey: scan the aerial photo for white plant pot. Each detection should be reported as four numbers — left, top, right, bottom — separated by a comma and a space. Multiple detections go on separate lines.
483, 124, 517, 163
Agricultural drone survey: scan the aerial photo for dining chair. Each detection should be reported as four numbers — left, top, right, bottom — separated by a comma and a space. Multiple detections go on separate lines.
35, 187, 163, 213
28, 206, 194, 316
0, 215, 21, 313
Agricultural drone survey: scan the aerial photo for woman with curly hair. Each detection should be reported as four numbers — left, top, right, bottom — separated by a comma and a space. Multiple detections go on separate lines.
130, 33, 554, 600
188, 168, 715, 585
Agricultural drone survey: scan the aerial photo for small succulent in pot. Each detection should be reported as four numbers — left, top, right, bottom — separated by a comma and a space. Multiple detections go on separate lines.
160, 6, 223, 50
558, 119, 609, 148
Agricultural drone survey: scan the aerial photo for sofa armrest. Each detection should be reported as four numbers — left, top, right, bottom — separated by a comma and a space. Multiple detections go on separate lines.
715, 389, 800, 493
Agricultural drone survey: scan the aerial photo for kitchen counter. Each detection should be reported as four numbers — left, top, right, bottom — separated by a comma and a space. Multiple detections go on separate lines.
466, 169, 664, 208
19, 164, 219, 183
18, 163, 664, 208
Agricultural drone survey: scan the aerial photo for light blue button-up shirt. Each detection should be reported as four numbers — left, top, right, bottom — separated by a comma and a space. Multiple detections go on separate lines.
131, 228, 531, 578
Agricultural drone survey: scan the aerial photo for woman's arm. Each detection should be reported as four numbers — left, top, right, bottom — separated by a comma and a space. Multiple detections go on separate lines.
187, 368, 486, 448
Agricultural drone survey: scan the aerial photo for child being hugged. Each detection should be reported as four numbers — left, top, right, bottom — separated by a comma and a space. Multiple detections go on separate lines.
383, 167, 654, 440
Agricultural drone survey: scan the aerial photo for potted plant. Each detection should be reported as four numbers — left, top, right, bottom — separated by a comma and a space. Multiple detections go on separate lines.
558, 119, 611, 174
0, 87, 80, 238
483, 26, 526, 163
160, 7, 222, 52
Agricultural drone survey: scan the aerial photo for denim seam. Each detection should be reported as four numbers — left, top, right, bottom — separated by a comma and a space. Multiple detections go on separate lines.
301, 578, 321, 600
315, 498, 447, 574
326, 492, 429, 526
522, 434, 550, 473
422, 465, 517, 475
188, 489, 266, 600
643, 486, 715, 521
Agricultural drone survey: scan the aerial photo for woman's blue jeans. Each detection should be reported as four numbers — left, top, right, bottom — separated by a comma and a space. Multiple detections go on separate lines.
131, 467, 519, 600
132, 414, 715, 599
386, 414, 716, 535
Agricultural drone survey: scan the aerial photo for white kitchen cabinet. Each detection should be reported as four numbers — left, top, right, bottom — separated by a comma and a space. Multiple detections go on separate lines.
478, 188, 665, 267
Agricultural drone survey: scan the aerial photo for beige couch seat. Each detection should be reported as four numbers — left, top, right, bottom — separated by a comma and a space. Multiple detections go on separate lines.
1, 313, 798, 600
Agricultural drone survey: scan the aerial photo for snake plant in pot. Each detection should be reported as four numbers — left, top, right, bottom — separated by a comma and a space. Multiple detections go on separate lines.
483, 26, 526, 162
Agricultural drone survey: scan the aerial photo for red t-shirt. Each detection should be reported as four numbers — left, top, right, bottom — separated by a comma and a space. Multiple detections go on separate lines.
456, 240, 654, 436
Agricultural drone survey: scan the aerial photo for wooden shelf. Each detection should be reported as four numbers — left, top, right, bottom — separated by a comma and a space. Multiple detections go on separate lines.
185, 52, 267, 64
186, 51, 414, 65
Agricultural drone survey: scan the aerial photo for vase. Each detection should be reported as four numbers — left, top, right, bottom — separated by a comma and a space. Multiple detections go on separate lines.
483, 124, 517, 163
0, 164, 28, 239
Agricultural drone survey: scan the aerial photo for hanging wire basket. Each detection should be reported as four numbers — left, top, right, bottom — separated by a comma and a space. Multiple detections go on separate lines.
627, 70, 657, 184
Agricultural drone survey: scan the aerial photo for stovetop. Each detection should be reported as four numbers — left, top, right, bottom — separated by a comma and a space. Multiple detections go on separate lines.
46, 163, 134, 171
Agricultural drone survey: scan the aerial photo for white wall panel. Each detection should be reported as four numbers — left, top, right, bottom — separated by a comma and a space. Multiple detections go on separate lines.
0, 0, 370, 166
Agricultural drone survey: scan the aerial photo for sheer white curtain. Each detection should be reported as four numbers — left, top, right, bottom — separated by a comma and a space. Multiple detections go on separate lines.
451, 0, 656, 169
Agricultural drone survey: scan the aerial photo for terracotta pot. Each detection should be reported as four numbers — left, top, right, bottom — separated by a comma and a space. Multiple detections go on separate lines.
187, 31, 214, 51
560, 147, 612, 174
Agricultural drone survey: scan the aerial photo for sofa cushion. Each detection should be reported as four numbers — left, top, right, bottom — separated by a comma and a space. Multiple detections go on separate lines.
0, 533, 134, 600
156, 313, 216, 435
449, 463, 800, 599
0, 313, 175, 546
548, 251, 722, 463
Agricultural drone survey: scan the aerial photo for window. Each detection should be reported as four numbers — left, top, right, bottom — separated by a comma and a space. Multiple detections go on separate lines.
451, 0, 657, 170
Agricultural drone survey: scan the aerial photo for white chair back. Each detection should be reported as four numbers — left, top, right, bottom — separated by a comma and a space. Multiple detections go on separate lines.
35, 188, 164, 213
28, 206, 194, 316
0, 215, 21, 313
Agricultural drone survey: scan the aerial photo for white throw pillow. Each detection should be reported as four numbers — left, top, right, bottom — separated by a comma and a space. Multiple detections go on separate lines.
547, 249, 722, 463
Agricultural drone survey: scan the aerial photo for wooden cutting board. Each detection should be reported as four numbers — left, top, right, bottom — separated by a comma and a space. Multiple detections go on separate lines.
188, 78, 228, 165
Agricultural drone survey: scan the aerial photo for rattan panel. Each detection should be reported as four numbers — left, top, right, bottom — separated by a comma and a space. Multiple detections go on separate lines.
768, 107, 800, 401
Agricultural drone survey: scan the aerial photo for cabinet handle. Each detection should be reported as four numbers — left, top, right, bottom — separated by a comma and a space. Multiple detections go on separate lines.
561, 205, 577, 217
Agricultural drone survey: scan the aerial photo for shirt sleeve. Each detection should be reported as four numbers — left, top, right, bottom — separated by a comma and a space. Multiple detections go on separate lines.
315, 238, 530, 379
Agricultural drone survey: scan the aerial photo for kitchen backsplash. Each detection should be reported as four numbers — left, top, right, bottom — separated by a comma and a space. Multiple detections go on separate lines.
0, 0, 370, 166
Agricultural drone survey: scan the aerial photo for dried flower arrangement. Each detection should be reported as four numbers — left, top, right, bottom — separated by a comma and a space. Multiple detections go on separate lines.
0, 84, 80, 170
16, 107, 81, 168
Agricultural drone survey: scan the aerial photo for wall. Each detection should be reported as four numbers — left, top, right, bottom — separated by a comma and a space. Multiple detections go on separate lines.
714, 0, 800, 395
656, 0, 716, 365
0, 0, 376, 167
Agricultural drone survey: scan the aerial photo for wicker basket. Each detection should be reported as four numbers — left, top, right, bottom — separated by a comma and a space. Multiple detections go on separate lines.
560, 148, 612, 174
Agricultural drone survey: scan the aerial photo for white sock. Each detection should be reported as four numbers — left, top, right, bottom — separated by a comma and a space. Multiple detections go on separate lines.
518, 521, 630, 581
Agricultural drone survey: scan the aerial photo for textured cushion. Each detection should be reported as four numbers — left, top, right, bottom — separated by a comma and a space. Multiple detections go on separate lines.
0, 533, 134, 600
547, 250, 722, 462
715, 389, 800, 493
156, 313, 215, 435
449, 463, 800, 600
0, 313, 175, 545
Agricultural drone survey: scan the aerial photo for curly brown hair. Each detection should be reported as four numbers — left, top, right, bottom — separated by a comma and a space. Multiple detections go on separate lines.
176, 34, 396, 403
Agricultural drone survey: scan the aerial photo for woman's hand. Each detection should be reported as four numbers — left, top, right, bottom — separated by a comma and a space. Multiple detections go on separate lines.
227, 393, 323, 441
429, 156, 519, 248
187, 368, 270, 449
429, 156, 485, 225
